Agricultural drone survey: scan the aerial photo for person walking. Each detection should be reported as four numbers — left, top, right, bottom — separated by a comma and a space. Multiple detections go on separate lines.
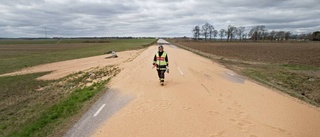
153, 45, 169, 85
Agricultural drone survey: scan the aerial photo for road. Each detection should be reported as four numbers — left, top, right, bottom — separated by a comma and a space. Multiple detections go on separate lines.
66, 39, 320, 137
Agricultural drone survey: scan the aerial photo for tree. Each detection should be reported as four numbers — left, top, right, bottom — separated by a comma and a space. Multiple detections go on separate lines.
208, 24, 215, 41
276, 31, 285, 41
284, 31, 291, 41
213, 30, 218, 41
201, 23, 212, 41
249, 25, 266, 41
269, 30, 277, 41
232, 27, 238, 40
262, 30, 269, 40
237, 27, 245, 41
219, 29, 225, 41
192, 25, 200, 41
226, 25, 236, 41
242, 33, 247, 41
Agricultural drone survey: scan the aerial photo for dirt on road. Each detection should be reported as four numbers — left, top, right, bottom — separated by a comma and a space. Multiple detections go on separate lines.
0, 50, 142, 80
90, 43, 320, 137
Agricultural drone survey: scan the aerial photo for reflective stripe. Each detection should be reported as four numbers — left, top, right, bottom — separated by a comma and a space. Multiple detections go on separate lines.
156, 57, 165, 61
157, 68, 167, 70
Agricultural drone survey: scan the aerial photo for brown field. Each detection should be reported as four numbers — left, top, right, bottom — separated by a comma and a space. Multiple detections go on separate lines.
172, 40, 320, 67
169, 39, 320, 106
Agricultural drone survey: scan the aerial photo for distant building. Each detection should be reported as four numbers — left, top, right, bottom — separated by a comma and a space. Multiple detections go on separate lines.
311, 31, 320, 41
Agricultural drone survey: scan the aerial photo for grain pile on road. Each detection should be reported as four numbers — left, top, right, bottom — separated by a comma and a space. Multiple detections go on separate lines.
82, 40, 320, 137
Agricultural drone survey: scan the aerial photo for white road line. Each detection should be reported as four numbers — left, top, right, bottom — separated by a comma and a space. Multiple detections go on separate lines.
178, 67, 184, 76
226, 72, 235, 76
93, 104, 106, 117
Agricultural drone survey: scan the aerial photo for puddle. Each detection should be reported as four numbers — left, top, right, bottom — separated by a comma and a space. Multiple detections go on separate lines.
224, 71, 245, 84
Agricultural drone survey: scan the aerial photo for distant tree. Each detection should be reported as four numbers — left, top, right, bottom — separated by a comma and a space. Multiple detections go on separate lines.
249, 25, 266, 41
213, 30, 218, 41
208, 24, 215, 41
311, 31, 320, 41
284, 31, 291, 41
269, 30, 277, 41
237, 27, 245, 41
232, 27, 238, 40
307, 32, 313, 41
219, 29, 225, 41
201, 23, 212, 41
192, 25, 200, 41
262, 30, 269, 40
242, 33, 247, 41
276, 31, 285, 41
226, 25, 237, 41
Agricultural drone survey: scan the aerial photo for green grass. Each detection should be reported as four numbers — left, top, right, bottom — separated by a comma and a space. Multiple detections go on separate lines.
0, 39, 156, 74
7, 81, 107, 137
243, 67, 319, 106
1, 66, 120, 137
281, 64, 319, 71
0, 73, 55, 137
0, 39, 59, 44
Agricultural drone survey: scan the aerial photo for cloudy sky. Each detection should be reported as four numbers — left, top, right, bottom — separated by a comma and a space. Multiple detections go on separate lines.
0, 0, 319, 38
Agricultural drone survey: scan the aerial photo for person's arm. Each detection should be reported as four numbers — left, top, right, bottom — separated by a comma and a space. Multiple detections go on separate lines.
165, 54, 169, 67
153, 54, 157, 66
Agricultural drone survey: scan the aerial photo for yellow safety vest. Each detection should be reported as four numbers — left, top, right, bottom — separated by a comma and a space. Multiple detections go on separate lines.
155, 52, 167, 66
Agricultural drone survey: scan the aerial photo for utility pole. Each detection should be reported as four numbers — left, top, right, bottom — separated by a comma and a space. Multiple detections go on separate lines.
45, 27, 47, 38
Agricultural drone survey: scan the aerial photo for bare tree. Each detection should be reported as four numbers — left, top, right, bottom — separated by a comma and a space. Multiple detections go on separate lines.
307, 32, 313, 41
219, 29, 225, 41
269, 30, 277, 41
284, 31, 291, 41
237, 27, 245, 41
226, 25, 236, 41
262, 30, 269, 40
192, 25, 200, 41
201, 23, 212, 41
242, 33, 247, 41
208, 24, 215, 41
213, 30, 218, 41
276, 31, 285, 41
249, 25, 266, 41
232, 27, 238, 40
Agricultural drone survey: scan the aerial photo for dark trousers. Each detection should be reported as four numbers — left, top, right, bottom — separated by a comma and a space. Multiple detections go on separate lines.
156, 65, 166, 82
156, 69, 166, 82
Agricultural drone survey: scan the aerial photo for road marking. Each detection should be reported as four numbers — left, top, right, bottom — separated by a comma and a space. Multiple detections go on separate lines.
93, 104, 106, 117
178, 67, 184, 76
226, 72, 235, 76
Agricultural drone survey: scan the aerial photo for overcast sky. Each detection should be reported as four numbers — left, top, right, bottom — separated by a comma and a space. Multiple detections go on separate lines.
0, 0, 319, 38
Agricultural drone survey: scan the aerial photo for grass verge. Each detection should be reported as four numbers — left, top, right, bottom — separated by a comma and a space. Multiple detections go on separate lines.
7, 82, 106, 137
1, 66, 121, 137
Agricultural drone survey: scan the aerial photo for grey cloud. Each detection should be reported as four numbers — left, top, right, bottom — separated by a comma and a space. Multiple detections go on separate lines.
0, 0, 319, 37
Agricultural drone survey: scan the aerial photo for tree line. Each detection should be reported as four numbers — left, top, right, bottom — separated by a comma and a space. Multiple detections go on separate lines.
192, 23, 315, 41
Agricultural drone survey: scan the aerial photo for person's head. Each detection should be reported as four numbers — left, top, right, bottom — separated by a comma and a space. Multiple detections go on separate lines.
158, 45, 164, 52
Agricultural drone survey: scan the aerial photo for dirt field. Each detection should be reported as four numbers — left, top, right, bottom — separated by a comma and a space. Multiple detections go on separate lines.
172, 40, 320, 67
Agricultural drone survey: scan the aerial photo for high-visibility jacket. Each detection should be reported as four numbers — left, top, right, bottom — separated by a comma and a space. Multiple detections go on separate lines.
153, 51, 168, 70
